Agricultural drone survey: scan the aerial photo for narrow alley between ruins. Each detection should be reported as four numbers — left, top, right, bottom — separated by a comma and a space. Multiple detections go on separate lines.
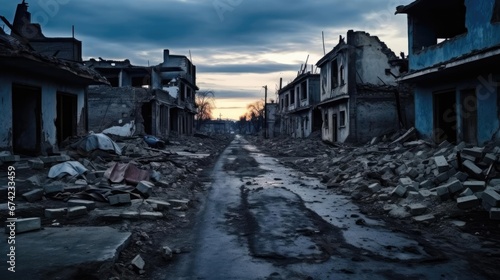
155, 135, 495, 280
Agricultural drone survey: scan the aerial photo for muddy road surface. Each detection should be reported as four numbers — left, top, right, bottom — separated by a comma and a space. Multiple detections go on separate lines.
154, 135, 492, 279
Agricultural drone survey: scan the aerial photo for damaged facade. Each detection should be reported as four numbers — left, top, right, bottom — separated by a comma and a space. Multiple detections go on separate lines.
278, 72, 321, 138
316, 30, 414, 144
397, 0, 500, 146
84, 49, 198, 138
0, 31, 107, 155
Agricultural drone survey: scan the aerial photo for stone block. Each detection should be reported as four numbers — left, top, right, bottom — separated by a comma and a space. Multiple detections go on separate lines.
457, 195, 481, 210
121, 211, 140, 219
408, 203, 427, 215
483, 200, 494, 212
419, 189, 434, 198
463, 160, 484, 179
434, 156, 449, 173
5, 218, 41, 234
459, 188, 474, 197
22, 189, 44, 202
28, 159, 45, 170
399, 177, 413, 186
140, 212, 164, 219
64, 185, 87, 193
434, 148, 449, 157
490, 208, 500, 220
436, 172, 450, 184
435, 186, 450, 201
444, 180, 463, 195
420, 180, 433, 189
45, 208, 67, 218
454, 141, 466, 152
162, 246, 173, 261
0, 155, 20, 162
136, 181, 154, 198
146, 199, 171, 210
131, 254, 145, 271
168, 199, 191, 208
67, 206, 88, 217
407, 182, 420, 192
464, 181, 486, 193
44, 184, 65, 195
68, 199, 96, 211
108, 194, 131, 205
368, 183, 381, 193
40, 155, 71, 164
413, 214, 435, 223
462, 147, 484, 159
391, 185, 407, 198
406, 168, 419, 179
455, 171, 469, 182
483, 153, 497, 165
378, 194, 390, 201
482, 190, 500, 207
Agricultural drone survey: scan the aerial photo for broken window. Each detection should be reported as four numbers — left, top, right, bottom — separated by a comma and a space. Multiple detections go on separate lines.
331, 59, 339, 88
300, 81, 307, 100
408, 0, 467, 52
493, 0, 500, 22
290, 89, 295, 105
324, 111, 329, 128
339, 110, 346, 127
285, 95, 289, 109
108, 77, 119, 87
180, 84, 186, 101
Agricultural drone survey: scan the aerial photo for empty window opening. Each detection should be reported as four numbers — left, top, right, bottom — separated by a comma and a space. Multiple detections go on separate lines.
331, 59, 339, 88
12, 84, 42, 155
301, 81, 307, 100
340, 110, 346, 127
410, 0, 467, 52
290, 89, 295, 105
56, 92, 77, 146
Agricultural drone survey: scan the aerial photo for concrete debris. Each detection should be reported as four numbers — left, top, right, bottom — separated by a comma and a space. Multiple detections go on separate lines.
250, 131, 499, 221
22, 189, 44, 202
5, 217, 41, 234
162, 245, 174, 261
131, 254, 145, 271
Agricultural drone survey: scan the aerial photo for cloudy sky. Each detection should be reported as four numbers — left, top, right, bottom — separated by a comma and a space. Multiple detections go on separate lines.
1, 0, 413, 120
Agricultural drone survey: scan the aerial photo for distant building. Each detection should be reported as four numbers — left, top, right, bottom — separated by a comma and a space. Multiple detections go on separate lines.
0, 32, 107, 155
316, 30, 413, 144
84, 49, 198, 137
397, 0, 500, 145
278, 72, 321, 138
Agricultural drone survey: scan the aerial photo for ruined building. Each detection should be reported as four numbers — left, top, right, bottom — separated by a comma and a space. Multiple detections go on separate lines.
9, 0, 82, 62
397, 0, 500, 145
84, 49, 198, 137
278, 72, 322, 138
316, 30, 413, 144
0, 31, 108, 155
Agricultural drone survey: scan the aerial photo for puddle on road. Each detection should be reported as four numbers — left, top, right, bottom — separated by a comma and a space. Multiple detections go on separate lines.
241, 144, 431, 262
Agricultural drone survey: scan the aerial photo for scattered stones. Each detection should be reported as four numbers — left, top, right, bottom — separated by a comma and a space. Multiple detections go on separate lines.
136, 181, 154, 198
5, 217, 41, 233
456, 195, 481, 210
408, 203, 427, 216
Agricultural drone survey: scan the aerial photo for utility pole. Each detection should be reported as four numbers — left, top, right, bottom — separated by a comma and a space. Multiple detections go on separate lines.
263, 85, 268, 139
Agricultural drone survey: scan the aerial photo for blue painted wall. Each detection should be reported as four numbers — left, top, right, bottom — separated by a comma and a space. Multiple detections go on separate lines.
414, 76, 499, 145
409, 0, 500, 71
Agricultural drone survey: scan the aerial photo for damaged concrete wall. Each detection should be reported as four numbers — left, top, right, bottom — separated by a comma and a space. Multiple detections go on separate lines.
87, 86, 148, 136
407, 0, 500, 71
355, 96, 400, 143
0, 73, 86, 154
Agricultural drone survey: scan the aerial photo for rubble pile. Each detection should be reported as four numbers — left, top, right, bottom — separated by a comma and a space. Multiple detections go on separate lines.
0, 133, 233, 279
249, 129, 500, 223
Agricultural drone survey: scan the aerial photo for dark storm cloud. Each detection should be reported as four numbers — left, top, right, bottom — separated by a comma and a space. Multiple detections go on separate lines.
198, 63, 298, 74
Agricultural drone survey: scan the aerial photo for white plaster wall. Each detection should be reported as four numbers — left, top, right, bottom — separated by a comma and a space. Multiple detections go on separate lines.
0, 73, 85, 151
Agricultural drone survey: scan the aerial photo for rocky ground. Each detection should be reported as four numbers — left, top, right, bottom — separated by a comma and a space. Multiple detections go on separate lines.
0, 133, 234, 280
247, 130, 500, 279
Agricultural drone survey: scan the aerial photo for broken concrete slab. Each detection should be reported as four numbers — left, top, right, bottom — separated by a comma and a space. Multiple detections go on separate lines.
131, 254, 145, 271
67, 206, 88, 218
435, 186, 450, 201
43, 183, 65, 195
146, 199, 171, 210
462, 160, 484, 179
434, 156, 449, 173
0, 226, 131, 279
482, 190, 500, 207
45, 208, 67, 219
457, 195, 481, 210
490, 208, 500, 220
22, 189, 44, 202
5, 218, 41, 234
462, 147, 484, 159
68, 199, 96, 211
444, 180, 464, 195
108, 194, 131, 205
464, 181, 486, 192
412, 214, 436, 223
408, 203, 427, 216
136, 181, 154, 198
